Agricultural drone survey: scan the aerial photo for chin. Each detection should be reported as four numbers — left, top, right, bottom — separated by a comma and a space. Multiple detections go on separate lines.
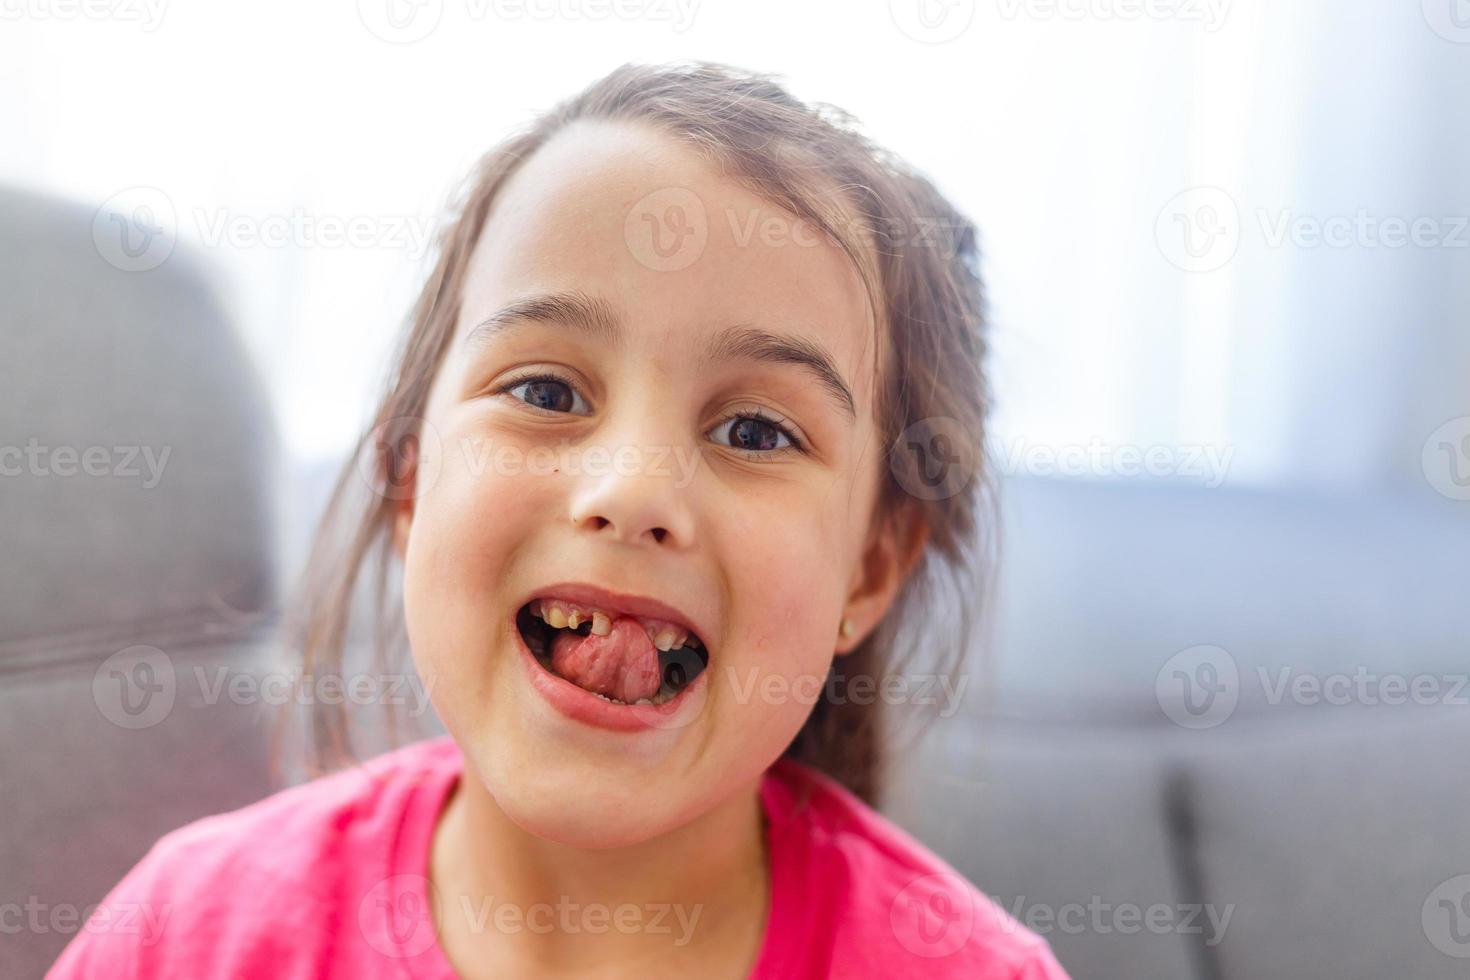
479, 744, 700, 849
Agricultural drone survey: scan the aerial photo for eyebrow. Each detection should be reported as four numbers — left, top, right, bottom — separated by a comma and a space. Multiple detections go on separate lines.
699, 326, 856, 421
463, 290, 856, 421
464, 290, 622, 351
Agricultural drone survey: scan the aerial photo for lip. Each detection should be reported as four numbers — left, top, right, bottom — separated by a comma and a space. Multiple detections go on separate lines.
511, 581, 711, 733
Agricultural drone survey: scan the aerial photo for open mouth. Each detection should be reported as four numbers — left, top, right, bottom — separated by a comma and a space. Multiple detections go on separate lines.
516, 597, 709, 707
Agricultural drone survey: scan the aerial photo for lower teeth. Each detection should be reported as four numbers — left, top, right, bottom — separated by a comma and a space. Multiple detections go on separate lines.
586, 686, 674, 706
589, 691, 661, 706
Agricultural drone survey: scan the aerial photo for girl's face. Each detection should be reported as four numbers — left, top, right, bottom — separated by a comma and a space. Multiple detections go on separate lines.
398, 119, 911, 847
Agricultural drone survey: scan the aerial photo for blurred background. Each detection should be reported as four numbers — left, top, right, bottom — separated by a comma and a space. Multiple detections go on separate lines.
3, 2, 1469, 978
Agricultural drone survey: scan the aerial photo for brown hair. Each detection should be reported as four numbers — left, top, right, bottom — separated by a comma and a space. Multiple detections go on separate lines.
283, 61, 992, 806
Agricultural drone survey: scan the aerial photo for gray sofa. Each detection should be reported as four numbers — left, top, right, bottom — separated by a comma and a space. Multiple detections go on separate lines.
890, 479, 1470, 979
5, 185, 1468, 979
0, 187, 281, 979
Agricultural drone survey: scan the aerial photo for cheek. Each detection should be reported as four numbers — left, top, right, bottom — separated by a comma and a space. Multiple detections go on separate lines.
712, 485, 856, 723
401, 427, 552, 673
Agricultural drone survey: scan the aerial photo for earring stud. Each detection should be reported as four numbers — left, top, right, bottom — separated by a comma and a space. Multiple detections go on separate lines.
840, 618, 854, 638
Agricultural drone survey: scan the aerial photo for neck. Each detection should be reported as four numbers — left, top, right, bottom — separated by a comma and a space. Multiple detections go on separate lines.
430, 770, 770, 978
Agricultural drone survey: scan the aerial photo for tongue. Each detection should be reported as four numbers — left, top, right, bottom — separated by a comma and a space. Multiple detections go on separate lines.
550, 617, 662, 704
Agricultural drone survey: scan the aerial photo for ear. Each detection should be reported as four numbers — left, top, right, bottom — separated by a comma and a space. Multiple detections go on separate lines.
391, 493, 414, 561
835, 503, 929, 654
384, 428, 422, 562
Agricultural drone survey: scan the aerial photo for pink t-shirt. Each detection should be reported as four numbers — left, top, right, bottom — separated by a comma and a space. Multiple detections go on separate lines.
48, 736, 1069, 979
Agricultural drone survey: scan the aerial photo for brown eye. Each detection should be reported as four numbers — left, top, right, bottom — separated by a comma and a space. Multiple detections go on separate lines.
731, 417, 781, 451
522, 379, 572, 412
709, 413, 796, 452
502, 374, 590, 415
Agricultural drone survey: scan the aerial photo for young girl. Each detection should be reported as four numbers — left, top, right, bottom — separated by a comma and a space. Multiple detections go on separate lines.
51, 62, 1068, 979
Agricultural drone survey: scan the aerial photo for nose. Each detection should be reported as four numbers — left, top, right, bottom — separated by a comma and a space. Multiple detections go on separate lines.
566, 442, 696, 549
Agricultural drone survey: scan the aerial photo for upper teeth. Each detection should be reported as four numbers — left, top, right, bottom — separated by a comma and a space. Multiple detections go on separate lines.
530, 599, 694, 650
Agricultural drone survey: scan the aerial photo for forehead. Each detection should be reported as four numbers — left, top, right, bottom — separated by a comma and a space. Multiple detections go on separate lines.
455, 119, 878, 403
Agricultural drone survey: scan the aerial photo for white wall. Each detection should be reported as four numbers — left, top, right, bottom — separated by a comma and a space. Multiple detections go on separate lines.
3, 0, 1466, 494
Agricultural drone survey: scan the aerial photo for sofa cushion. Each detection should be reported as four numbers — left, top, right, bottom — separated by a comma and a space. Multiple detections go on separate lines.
886, 719, 1204, 980
1185, 707, 1470, 980
0, 185, 280, 977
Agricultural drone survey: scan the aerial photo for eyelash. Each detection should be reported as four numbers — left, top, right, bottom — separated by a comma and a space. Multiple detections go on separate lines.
491, 370, 806, 454
493, 369, 589, 416
710, 407, 805, 454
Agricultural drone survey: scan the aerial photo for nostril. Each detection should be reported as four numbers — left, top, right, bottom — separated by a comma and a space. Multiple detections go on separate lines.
575, 514, 674, 545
